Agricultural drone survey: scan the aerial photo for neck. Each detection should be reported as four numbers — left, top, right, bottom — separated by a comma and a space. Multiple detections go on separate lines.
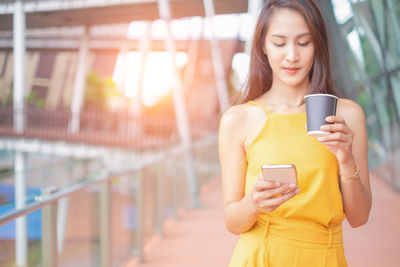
264, 78, 309, 107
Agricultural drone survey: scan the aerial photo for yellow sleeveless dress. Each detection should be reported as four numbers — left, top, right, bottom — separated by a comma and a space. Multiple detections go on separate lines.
229, 101, 348, 267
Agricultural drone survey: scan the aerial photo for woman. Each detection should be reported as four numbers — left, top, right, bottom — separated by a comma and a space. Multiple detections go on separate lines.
218, 0, 372, 266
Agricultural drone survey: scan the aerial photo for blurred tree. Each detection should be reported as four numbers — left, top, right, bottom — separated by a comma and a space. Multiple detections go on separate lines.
25, 90, 44, 108
359, 34, 382, 77
84, 71, 120, 112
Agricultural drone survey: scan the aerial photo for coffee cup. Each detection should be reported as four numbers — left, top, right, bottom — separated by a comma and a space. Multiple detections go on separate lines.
304, 94, 338, 138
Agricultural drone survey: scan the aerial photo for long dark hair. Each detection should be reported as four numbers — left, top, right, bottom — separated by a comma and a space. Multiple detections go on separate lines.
239, 0, 336, 103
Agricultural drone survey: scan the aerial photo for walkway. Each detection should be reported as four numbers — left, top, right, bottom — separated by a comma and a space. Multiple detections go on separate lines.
124, 174, 400, 267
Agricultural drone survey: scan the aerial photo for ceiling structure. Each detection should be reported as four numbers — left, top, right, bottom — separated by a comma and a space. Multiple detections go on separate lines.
0, 0, 249, 31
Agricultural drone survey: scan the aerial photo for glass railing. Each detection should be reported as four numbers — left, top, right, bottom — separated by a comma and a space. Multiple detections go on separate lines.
0, 158, 104, 211
0, 135, 219, 266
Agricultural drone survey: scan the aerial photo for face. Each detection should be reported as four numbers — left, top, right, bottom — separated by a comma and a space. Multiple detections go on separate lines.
263, 8, 315, 88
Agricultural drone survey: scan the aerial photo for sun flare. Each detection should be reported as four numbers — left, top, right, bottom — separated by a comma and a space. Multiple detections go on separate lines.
113, 51, 187, 107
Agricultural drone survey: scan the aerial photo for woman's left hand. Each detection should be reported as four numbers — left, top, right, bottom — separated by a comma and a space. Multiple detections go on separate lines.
317, 115, 355, 165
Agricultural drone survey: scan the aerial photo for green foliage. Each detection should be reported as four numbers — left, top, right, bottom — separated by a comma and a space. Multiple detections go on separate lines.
84, 72, 120, 111
35, 98, 45, 108
25, 90, 36, 104
25, 90, 45, 108
359, 34, 382, 77
0, 167, 12, 175
1, 90, 12, 106
357, 90, 369, 110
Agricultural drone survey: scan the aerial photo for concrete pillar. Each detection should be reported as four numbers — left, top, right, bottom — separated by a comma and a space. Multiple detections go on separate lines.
157, 0, 192, 148
135, 21, 151, 117
203, 0, 230, 113
13, 0, 25, 133
157, 0, 199, 207
13, 1, 27, 266
69, 27, 89, 133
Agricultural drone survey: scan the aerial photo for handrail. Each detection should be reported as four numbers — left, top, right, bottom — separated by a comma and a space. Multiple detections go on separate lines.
0, 171, 109, 227
0, 157, 93, 179
0, 134, 218, 227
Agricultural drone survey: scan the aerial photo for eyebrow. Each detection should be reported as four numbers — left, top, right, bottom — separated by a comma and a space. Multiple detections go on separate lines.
270, 33, 311, 38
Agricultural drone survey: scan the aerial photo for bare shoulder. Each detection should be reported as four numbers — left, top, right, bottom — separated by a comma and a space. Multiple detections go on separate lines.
337, 98, 364, 114
220, 104, 246, 125
337, 98, 366, 129
219, 103, 258, 141
220, 104, 250, 131
220, 102, 260, 125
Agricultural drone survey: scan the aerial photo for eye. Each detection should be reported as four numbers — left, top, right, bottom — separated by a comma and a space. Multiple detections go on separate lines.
298, 41, 310, 47
273, 43, 285, 47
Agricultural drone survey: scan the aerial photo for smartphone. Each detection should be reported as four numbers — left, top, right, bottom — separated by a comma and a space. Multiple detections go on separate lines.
261, 164, 298, 186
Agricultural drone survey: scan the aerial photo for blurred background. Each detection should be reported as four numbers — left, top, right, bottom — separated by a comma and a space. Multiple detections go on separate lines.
0, 0, 399, 266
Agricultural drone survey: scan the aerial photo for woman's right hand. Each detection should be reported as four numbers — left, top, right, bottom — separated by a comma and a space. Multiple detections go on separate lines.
246, 173, 300, 213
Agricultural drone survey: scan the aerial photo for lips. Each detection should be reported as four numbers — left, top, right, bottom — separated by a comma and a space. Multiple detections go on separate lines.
283, 66, 300, 74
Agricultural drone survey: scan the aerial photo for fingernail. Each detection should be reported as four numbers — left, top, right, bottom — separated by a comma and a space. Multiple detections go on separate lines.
320, 125, 327, 130
317, 137, 324, 141
295, 189, 300, 194
289, 183, 297, 188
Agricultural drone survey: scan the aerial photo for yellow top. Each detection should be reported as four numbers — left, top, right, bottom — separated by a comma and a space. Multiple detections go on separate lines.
229, 100, 347, 266
246, 100, 345, 228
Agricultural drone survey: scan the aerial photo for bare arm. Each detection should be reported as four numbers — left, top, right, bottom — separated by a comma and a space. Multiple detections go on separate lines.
219, 106, 299, 234
219, 107, 259, 234
318, 99, 372, 227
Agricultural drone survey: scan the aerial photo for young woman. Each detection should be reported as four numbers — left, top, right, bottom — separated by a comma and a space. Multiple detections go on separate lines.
218, 0, 372, 266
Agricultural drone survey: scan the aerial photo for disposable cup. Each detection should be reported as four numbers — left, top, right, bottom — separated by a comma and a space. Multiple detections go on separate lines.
304, 94, 338, 138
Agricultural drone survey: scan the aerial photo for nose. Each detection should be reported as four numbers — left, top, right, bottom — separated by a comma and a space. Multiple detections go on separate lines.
285, 44, 299, 62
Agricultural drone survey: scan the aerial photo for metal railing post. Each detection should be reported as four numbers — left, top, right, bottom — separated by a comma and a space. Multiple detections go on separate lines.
133, 171, 143, 262
15, 151, 27, 267
100, 180, 111, 267
41, 187, 59, 267
166, 158, 177, 216
154, 164, 164, 235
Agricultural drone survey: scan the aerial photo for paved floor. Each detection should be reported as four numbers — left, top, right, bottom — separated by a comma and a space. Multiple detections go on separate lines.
342, 174, 400, 267
124, 174, 400, 267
